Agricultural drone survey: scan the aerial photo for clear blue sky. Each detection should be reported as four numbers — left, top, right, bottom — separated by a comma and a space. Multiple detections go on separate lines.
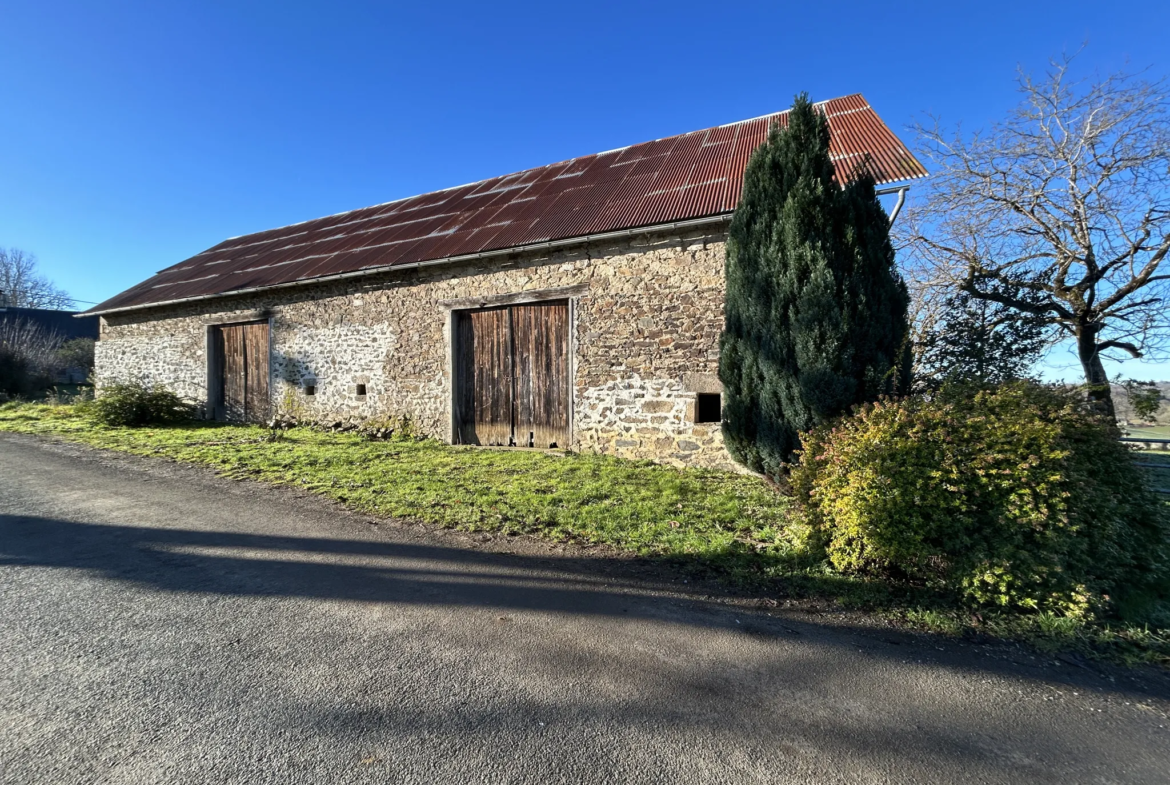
2, 0, 1167, 381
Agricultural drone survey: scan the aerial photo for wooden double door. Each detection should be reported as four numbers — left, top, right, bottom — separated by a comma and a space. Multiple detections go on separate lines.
210, 321, 270, 422
455, 300, 570, 448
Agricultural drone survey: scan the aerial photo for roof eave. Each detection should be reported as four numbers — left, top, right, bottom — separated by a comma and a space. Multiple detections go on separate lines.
86, 212, 739, 317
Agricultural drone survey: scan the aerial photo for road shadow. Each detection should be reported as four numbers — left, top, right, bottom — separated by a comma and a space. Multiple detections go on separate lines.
2, 512, 1168, 702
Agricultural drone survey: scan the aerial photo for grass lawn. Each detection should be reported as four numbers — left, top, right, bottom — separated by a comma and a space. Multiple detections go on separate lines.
1123, 424, 1170, 461
1125, 424, 1170, 440
3, 400, 1168, 665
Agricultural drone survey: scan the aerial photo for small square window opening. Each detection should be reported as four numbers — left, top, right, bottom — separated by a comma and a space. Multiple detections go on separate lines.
355, 384, 367, 397
304, 384, 316, 396
695, 393, 721, 424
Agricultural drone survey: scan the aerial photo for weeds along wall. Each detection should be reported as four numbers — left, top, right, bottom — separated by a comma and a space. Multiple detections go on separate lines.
95, 228, 736, 470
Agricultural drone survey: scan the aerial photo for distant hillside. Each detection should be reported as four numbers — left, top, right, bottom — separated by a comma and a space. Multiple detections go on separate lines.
1112, 381, 1170, 425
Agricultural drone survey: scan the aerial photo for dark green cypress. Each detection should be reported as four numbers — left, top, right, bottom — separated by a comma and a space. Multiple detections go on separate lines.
719, 94, 911, 476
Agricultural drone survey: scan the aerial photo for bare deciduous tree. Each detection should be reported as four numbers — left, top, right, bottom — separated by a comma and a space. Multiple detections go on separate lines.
899, 54, 1170, 417
0, 247, 73, 309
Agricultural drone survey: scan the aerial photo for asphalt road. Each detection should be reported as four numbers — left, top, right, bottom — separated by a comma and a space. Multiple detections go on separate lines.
2, 434, 1169, 784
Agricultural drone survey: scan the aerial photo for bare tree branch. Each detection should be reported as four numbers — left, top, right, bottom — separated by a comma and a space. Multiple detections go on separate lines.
0, 248, 73, 309
896, 52, 1170, 418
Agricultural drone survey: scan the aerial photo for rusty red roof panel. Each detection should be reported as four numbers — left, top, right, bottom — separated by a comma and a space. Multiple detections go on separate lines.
91, 94, 926, 313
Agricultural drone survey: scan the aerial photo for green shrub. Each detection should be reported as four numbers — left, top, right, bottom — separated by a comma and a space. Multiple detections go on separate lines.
56, 338, 96, 376
89, 382, 197, 427
0, 346, 41, 399
792, 382, 1169, 617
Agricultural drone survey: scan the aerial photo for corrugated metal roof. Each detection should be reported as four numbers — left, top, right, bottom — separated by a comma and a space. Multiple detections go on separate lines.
91, 94, 926, 314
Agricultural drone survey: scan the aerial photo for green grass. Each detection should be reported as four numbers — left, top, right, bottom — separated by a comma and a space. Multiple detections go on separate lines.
3, 400, 1168, 666
1125, 424, 1170, 439
1123, 423, 1170, 459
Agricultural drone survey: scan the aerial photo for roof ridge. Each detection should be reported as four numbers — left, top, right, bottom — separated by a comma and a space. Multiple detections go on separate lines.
714, 93, 864, 128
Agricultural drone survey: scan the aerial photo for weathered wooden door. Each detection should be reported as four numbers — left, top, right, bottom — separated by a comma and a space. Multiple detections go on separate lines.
212, 321, 270, 422
511, 302, 569, 448
455, 301, 569, 448
456, 307, 513, 446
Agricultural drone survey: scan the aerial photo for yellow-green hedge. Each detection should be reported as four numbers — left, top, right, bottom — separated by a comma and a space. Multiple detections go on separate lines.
792, 382, 1168, 617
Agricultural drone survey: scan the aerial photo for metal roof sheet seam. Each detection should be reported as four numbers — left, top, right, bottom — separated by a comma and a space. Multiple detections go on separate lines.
89, 94, 927, 315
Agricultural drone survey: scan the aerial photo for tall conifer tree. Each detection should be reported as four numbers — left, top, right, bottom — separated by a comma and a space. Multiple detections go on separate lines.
719, 94, 911, 475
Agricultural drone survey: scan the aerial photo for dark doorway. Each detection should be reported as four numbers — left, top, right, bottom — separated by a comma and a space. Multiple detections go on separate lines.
210, 321, 270, 422
454, 300, 569, 448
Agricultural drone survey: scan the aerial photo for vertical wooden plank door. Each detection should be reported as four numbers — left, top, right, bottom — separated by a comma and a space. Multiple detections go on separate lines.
455, 307, 513, 446
243, 322, 270, 423
511, 302, 569, 448
220, 324, 247, 421
455, 300, 569, 448
212, 321, 270, 422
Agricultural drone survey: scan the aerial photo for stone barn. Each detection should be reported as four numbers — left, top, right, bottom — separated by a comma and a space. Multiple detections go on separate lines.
89, 94, 926, 470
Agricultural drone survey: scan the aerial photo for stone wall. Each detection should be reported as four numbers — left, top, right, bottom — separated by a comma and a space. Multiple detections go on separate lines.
271, 322, 398, 419
94, 326, 206, 402
97, 226, 737, 470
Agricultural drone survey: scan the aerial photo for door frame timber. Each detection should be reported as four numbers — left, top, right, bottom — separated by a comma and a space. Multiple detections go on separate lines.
447, 291, 577, 449
205, 316, 273, 421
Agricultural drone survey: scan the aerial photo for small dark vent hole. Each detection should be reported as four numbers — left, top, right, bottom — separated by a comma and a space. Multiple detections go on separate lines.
304, 385, 316, 396
355, 384, 367, 396
695, 393, 721, 423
